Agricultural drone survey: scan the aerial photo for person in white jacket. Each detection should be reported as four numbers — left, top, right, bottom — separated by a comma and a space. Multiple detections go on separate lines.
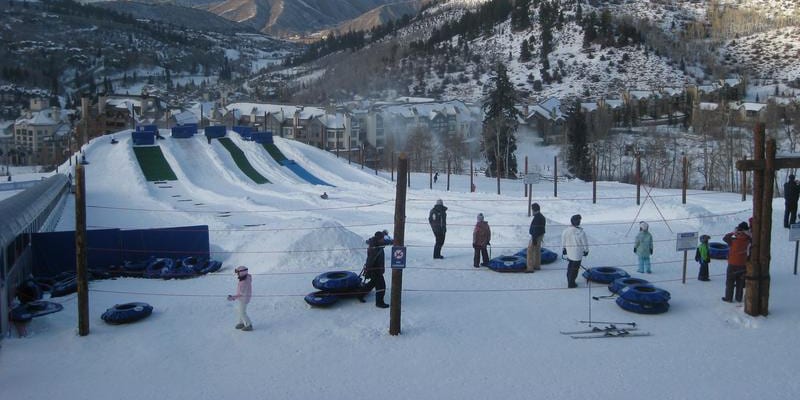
561, 214, 589, 288
228, 266, 253, 331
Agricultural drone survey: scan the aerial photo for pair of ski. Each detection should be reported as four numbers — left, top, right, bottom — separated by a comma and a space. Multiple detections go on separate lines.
560, 324, 650, 339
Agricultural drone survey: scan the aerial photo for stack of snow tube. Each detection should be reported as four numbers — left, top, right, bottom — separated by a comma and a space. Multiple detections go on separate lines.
513, 247, 559, 264
615, 284, 671, 314
304, 271, 364, 307
101, 302, 154, 324
112, 256, 223, 279
608, 277, 652, 294
709, 242, 729, 259
487, 255, 528, 272
582, 267, 630, 284
10, 300, 64, 322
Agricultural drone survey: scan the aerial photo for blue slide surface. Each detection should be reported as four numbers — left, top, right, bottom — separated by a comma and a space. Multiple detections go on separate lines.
280, 159, 333, 186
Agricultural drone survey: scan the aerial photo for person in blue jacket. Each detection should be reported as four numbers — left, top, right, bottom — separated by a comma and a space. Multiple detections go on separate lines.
634, 221, 653, 273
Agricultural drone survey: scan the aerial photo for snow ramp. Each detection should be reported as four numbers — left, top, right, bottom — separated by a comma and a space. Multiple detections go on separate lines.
218, 138, 270, 184
133, 146, 178, 181
262, 143, 332, 186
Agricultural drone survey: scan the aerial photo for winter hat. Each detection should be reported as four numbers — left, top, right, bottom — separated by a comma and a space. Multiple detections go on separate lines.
374, 231, 385, 239
532, 203, 540, 212
737, 222, 749, 231
477, 213, 484, 221
436, 199, 443, 206
639, 221, 649, 231
570, 214, 582, 227
234, 266, 248, 273
700, 234, 710, 242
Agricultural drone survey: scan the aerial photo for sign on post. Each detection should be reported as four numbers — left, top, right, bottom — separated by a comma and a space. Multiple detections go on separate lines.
676, 232, 698, 284
391, 246, 407, 269
524, 173, 540, 185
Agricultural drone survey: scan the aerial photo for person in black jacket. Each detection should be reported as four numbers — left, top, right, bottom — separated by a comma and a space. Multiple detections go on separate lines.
429, 199, 448, 259
784, 174, 799, 228
527, 203, 546, 272
359, 231, 390, 308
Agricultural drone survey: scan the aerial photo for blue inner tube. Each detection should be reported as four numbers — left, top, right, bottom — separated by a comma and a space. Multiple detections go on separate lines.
618, 284, 671, 304
144, 258, 174, 279
487, 255, 527, 272
608, 277, 652, 294
709, 242, 729, 259
513, 247, 558, 264
616, 297, 670, 314
582, 267, 630, 284
304, 291, 340, 307
17, 279, 43, 303
101, 302, 154, 324
50, 277, 77, 298
200, 260, 222, 274
10, 300, 64, 322
312, 271, 362, 292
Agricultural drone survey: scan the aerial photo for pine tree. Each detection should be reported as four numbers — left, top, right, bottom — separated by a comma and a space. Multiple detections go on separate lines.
565, 101, 591, 180
519, 39, 532, 62
482, 63, 521, 178
511, 0, 532, 31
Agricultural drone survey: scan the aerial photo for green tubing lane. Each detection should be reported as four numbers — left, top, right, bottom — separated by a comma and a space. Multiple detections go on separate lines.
218, 138, 270, 184
133, 146, 178, 181
263, 143, 287, 163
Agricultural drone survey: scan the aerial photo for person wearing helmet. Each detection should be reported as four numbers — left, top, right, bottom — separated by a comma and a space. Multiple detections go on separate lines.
472, 213, 491, 268
227, 266, 253, 331
561, 214, 589, 288
634, 221, 654, 273
429, 199, 448, 259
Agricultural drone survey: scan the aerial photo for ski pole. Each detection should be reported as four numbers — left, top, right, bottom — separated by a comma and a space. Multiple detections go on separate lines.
579, 320, 637, 327
592, 294, 617, 301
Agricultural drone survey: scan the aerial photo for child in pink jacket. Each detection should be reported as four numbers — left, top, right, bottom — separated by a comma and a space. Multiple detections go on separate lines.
228, 266, 253, 331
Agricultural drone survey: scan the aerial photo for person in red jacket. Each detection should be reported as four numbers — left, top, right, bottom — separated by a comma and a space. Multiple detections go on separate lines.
722, 222, 751, 302
472, 213, 491, 268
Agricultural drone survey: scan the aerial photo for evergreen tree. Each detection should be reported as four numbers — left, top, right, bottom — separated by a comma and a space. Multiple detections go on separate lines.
539, 1, 556, 66
482, 63, 521, 178
511, 0, 532, 31
565, 101, 591, 180
519, 39, 531, 62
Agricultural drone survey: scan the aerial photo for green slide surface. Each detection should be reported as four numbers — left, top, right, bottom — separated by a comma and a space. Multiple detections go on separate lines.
133, 146, 178, 181
218, 138, 270, 184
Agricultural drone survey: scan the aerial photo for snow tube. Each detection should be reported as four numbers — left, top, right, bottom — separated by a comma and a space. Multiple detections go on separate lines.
618, 284, 671, 304
10, 300, 64, 322
608, 277, 652, 294
179, 256, 222, 274
616, 297, 670, 314
101, 302, 154, 324
487, 255, 527, 272
122, 257, 153, 277
582, 266, 630, 284
17, 279, 43, 303
513, 248, 558, 264
200, 260, 222, 274
50, 277, 77, 298
144, 258, 174, 279
312, 271, 362, 292
709, 242, 729, 259
304, 291, 340, 307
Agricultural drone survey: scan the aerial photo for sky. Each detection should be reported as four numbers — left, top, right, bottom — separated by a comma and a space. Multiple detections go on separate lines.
1, 129, 799, 400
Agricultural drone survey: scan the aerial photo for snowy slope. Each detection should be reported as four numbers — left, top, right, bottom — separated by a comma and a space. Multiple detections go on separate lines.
2, 132, 800, 400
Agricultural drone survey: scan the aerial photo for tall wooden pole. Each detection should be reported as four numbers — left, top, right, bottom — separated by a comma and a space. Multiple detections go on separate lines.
470, 159, 474, 192
75, 164, 89, 336
496, 156, 501, 195
527, 183, 532, 217
757, 136, 775, 316
553, 156, 558, 197
592, 153, 597, 204
682, 154, 688, 204
429, 160, 433, 189
391, 152, 394, 181
524, 156, 528, 197
636, 152, 641, 205
360, 145, 364, 169
446, 158, 451, 191
390, 154, 408, 336
746, 123, 764, 317
741, 156, 747, 201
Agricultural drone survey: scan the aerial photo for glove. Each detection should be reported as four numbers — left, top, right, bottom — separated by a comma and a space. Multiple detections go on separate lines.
562, 248, 567, 256
583, 251, 589, 257
633, 248, 636, 253
650, 249, 653, 255
227, 295, 235, 301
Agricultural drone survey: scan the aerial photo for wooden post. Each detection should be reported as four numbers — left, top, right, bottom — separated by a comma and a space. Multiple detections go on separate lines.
360, 145, 364, 170
745, 124, 765, 317
553, 156, 558, 197
75, 164, 89, 336
496, 158, 501, 195
682, 250, 687, 284
524, 156, 528, 197
682, 154, 688, 204
348, 143, 352, 165
756, 136, 775, 316
527, 183, 532, 217
446, 158, 451, 191
390, 153, 408, 336
407, 165, 411, 188
429, 160, 432, 190
636, 152, 641, 205
391, 152, 394, 181
470, 159, 474, 193
592, 153, 597, 204
741, 156, 747, 201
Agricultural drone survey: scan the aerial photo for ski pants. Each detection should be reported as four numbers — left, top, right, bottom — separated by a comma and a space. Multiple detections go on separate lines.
724, 264, 746, 302
433, 231, 446, 258
237, 299, 252, 328
698, 261, 709, 280
473, 245, 489, 267
527, 236, 542, 272
637, 255, 651, 273
785, 202, 797, 228
363, 271, 386, 298
567, 259, 581, 288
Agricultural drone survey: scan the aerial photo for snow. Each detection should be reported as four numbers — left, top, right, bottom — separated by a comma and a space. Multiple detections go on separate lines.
2, 129, 800, 400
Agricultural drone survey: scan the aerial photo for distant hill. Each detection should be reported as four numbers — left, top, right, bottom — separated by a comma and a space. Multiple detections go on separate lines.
95, 1, 254, 33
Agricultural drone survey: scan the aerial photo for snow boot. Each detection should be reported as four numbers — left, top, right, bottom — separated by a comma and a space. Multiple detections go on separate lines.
235, 323, 244, 329
375, 290, 390, 309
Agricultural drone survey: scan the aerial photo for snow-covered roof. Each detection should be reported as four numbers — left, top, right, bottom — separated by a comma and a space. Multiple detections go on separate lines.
527, 97, 563, 121
316, 113, 346, 129
696, 83, 720, 93
189, 102, 217, 120
15, 109, 62, 126
722, 78, 741, 87
394, 96, 436, 104
698, 102, 719, 111
106, 98, 142, 110
173, 110, 198, 126
227, 103, 326, 121
739, 102, 767, 112
605, 99, 624, 109
629, 90, 656, 100
580, 102, 598, 113
380, 100, 472, 122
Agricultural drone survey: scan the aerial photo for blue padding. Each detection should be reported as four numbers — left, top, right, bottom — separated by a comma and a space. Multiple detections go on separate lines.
487, 255, 527, 272
513, 247, 558, 264
136, 125, 158, 133
312, 271, 362, 292
616, 297, 670, 314
171, 125, 196, 138
101, 302, 154, 324
233, 126, 252, 140
608, 277, 652, 294
204, 126, 226, 139
304, 291, 340, 307
252, 131, 273, 144
618, 284, 671, 304
582, 266, 630, 283
132, 130, 155, 145
281, 159, 332, 186
709, 242, 729, 259
120, 225, 210, 263
10, 301, 64, 322
33, 229, 122, 278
